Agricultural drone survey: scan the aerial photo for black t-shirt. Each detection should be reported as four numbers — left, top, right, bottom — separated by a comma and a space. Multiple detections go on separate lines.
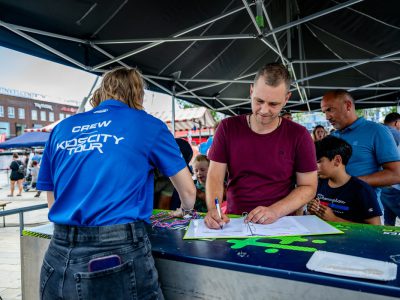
10, 160, 20, 171
316, 177, 382, 223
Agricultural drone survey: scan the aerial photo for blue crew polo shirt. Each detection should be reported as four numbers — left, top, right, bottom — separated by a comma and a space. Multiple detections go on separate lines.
332, 117, 400, 177
37, 99, 186, 226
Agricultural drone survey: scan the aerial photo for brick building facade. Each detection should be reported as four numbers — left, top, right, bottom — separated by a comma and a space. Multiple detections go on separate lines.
0, 87, 79, 138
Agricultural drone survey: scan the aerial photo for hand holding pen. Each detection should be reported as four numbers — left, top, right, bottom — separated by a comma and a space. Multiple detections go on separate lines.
204, 197, 230, 229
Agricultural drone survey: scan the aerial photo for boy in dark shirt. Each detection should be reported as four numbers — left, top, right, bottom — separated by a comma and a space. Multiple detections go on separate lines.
308, 136, 382, 224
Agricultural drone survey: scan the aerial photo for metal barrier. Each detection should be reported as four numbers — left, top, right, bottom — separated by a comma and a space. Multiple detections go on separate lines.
0, 203, 48, 235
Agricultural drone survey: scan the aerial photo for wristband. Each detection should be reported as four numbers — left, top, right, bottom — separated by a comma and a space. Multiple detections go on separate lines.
180, 207, 194, 218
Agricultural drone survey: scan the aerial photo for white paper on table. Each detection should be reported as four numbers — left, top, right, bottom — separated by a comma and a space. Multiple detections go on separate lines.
184, 215, 342, 239
193, 217, 249, 238
306, 251, 398, 281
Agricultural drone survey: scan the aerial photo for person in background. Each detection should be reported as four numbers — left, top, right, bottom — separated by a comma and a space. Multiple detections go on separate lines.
192, 155, 210, 212
280, 110, 293, 121
380, 112, 400, 225
153, 169, 175, 209
30, 160, 41, 197
8, 153, 24, 197
31, 150, 42, 164
312, 125, 328, 142
308, 136, 381, 224
321, 90, 400, 190
170, 138, 194, 210
383, 112, 400, 146
205, 63, 317, 229
199, 121, 220, 156
37, 67, 196, 299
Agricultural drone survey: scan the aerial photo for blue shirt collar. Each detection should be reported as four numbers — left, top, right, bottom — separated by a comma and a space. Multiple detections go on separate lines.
340, 117, 365, 133
98, 99, 129, 108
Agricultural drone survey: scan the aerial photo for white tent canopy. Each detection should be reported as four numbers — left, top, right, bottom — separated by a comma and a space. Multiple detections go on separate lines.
150, 107, 216, 132
24, 119, 62, 133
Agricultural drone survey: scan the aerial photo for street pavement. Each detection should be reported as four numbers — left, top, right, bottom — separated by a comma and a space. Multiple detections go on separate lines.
0, 171, 49, 300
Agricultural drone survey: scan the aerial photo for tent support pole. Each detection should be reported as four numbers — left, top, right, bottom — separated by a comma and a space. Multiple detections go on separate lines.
77, 77, 100, 113
172, 84, 176, 137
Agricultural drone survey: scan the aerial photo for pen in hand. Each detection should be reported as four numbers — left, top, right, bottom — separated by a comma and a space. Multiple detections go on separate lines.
215, 197, 224, 229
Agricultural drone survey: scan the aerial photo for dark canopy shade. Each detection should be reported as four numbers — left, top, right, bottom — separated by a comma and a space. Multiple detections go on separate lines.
0, 132, 49, 149
0, 0, 399, 115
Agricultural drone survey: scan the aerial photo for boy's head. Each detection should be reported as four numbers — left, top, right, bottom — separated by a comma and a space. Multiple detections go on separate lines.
193, 155, 210, 185
32, 161, 38, 167
315, 136, 352, 179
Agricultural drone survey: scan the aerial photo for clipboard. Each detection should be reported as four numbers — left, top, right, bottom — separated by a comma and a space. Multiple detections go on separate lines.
183, 215, 343, 240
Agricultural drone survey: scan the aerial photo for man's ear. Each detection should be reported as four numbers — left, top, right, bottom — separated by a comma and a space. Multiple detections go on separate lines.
250, 84, 254, 97
282, 91, 291, 107
344, 99, 353, 112
333, 154, 342, 167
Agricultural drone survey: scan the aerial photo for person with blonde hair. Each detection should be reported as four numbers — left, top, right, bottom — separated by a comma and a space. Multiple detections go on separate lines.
192, 154, 211, 212
37, 67, 195, 299
312, 125, 327, 142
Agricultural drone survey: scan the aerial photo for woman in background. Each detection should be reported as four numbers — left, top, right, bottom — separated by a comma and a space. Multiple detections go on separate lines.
312, 125, 328, 142
8, 153, 24, 197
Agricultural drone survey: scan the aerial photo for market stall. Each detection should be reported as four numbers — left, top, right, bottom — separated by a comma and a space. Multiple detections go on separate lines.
21, 220, 400, 299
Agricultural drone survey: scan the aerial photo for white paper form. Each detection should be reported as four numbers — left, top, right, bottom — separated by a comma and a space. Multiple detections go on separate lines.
250, 216, 311, 236
184, 215, 343, 239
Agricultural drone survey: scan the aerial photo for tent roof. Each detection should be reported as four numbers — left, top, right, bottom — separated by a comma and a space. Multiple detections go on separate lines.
0, 132, 49, 149
150, 107, 216, 131
1, 0, 399, 114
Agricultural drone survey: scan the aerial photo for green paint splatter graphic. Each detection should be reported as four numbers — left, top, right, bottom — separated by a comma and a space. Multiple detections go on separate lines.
227, 236, 324, 254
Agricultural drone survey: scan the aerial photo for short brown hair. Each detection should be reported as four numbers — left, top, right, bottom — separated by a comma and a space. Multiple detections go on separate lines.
12, 153, 18, 159
90, 67, 146, 109
254, 63, 291, 91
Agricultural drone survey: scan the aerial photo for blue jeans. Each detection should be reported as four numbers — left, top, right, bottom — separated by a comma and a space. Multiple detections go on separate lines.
381, 187, 400, 226
40, 222, 164, 300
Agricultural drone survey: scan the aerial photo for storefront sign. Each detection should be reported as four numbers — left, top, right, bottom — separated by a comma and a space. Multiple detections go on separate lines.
61, 106, 77, 113
34, 103, 53, 110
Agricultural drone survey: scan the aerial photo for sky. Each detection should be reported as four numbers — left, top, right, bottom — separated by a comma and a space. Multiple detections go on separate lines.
0, 46, 177, 112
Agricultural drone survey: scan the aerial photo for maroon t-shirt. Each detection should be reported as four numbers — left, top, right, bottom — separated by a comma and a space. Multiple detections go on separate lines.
208, 115, 317, 214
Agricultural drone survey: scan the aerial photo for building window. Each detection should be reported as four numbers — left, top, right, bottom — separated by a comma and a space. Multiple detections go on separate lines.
59, 113, 65, 120
0, 106, 4, 117
18, 108, 25, 119
32, 110, 38, 120
40, 111, 47, 121
49, 112, 54, 122
8, 107, 15, 118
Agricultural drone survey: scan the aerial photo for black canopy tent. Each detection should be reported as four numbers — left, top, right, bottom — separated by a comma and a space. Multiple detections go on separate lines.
0, 0, 399, 115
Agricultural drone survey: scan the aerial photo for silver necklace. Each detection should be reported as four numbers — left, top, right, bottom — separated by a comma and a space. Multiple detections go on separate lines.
248, 114, 281, 131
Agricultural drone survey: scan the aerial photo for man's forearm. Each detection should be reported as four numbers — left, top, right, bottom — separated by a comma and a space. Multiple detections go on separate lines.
205, 178, 224, 210
358, 169, 400, 187
269, 185, 315, 217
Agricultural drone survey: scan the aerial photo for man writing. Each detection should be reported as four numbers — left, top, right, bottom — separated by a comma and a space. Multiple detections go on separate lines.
204, 63, 317, 229
321, 90, 400, 188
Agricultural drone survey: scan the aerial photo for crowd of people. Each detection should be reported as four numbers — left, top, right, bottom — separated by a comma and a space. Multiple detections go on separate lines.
29, 64, 400, 299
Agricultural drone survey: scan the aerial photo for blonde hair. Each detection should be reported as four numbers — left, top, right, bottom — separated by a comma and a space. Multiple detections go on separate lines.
194, 154, 210, 164
90, 67, 146, 109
